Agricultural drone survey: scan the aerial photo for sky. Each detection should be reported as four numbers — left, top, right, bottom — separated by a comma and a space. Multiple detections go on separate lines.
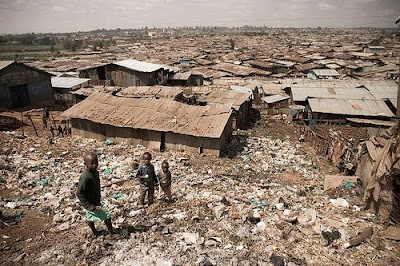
0, 0, 399, 34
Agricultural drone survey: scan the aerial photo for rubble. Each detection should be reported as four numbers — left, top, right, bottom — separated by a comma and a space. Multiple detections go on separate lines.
1, 112, 400, 264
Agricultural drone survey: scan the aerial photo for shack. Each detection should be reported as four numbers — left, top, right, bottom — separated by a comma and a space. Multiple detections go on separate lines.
51, 77, 90, 105
307, 69, 340, 80
307, 98, 394, 121
79, 59, 177, 87
262, 93, 290, 109
0, 61, 53, 109
62, 92, 233, 156
168, 71, 204, 86
197, 90, 252, 129
363, 46, 385, 55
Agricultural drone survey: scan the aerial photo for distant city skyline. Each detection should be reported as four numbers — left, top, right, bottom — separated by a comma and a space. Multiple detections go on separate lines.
0, 0, 399, 34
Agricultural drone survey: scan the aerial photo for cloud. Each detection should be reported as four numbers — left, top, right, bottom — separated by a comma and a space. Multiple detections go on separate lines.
52, 5, 69, 12
318, 2, 335, 10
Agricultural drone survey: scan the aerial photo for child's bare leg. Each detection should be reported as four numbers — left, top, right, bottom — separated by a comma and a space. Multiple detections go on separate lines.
87, 221, 99, 235
148, 185, 155, 205
104, 218, 114, 234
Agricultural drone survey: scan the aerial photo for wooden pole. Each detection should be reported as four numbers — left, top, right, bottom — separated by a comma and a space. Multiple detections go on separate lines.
20, 112, 24, 137
27, 114, 39, 137
397, 57, 400, 117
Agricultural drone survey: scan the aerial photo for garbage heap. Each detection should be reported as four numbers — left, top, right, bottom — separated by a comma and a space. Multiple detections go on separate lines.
356, 123, 400, 223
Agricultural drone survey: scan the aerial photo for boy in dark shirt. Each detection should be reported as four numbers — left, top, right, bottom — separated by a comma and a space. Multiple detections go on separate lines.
157, 160, 172, 202
77, 152, 114, 236
136, 152, 158, 206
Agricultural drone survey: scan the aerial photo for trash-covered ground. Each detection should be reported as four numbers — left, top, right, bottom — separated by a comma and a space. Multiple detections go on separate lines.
1, 111, 400, 266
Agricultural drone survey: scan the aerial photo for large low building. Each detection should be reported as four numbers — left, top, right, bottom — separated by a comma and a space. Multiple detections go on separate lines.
79, 59, 178, 87
0, 61, 53, 109
62, 92, 233, 156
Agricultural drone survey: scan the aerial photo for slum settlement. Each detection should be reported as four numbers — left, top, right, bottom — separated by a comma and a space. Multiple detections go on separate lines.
0, 27, 399, 265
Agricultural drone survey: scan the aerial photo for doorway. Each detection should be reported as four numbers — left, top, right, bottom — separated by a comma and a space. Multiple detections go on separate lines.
160, 132, 166, 151
9, 84, 30, 108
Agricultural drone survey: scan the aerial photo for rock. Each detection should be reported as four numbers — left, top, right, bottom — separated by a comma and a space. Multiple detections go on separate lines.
213, 204, 227, 220
236, 245, 244, 250
381, 226, 400, 241
58, 222, 70, 231
204, 239, 218, 246
236, 226, 250, 239
256, 221, 266, 231
181, 232, 198, 245
344, 227, 373, 248
283, 209, 291, 216
297, 208, 317, 226
330, 198, 349, 208
322, 229, 341, 246
270, 254, 285, 266
5, 202, 17, 209
275, 203, 284, 210
129, 209, 143, 217
53, 213, 64, 223
246, 210, 261, 224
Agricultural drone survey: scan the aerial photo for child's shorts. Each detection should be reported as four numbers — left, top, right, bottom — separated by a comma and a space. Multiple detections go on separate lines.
85, 205, 111, 223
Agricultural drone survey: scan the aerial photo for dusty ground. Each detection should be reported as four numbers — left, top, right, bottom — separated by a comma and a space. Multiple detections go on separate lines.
0, 110, 399, 266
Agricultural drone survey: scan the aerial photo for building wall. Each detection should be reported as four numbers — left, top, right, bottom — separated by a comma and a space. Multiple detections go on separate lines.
79, 69, 97, 80
0, 63, 53, 108
70, 118, 226, 155
53, 81, 89, 105
364, 48, 385, 55
0, 84, 11, 107
164, 132, 221, 156
106, 65, 160, 87
191, 75, 204, 86
265, 99, 289, 109
234, 100, 252, 129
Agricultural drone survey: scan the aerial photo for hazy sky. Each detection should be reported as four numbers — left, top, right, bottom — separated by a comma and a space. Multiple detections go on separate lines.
0, 0, 399, 34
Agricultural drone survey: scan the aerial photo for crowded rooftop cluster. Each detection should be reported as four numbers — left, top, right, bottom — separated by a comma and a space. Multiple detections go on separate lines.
1, 25, 400, 265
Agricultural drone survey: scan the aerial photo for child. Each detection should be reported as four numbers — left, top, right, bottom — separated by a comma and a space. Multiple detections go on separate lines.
76, 151, 114, 236
157, 160, 172, 202
136, 152, 158, 206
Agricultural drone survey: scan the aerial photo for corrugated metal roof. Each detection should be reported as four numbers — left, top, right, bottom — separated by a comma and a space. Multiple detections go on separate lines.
198, 89, 252, 111
62, 92, 232, 139
364, 84, 397, 99
294, 63, 319, 72
262, 93, 290, 104
51, 77, 90, 89
117, 86, 183, 98
290, 79, 362, 89
0, 61, 14, 70
346, 118, 395, 127
213, 63, 256, 76
308, 98, 394, 117
113, 59, 165, 73
310, 69, 340, 76
230, 85, 254, 99
170, 72, 192, 80
292, 87, 375, 102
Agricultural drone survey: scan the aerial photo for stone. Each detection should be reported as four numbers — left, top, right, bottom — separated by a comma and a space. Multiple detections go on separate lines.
181, 232, 198, 245
330, 198, 349, 208
297, 208, 317, 226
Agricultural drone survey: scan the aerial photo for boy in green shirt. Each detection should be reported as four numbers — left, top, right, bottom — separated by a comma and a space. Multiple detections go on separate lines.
77, 151, 114, 236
